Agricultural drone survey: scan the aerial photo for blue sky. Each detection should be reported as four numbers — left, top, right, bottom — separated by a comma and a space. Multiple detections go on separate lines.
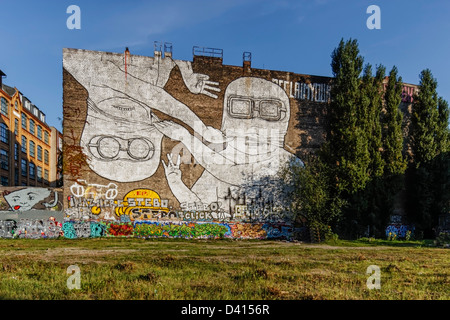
0, 0, 449, 131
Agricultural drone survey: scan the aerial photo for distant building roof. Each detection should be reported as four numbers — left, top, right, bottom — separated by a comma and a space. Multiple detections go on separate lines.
1, 83, 16, 97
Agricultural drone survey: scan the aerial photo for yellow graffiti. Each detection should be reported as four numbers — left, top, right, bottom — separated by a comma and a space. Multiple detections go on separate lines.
115, 189, 169, 221
91, 206, 101, 215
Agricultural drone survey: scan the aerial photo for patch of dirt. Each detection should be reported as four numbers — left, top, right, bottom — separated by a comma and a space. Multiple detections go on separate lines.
0, 247, 139, 263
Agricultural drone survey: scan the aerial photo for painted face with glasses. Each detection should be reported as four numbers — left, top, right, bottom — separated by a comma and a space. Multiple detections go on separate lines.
88, 136, 155, 161
221, 77, 290, 157
227, 95, 287, 121
80, 97, 163, 182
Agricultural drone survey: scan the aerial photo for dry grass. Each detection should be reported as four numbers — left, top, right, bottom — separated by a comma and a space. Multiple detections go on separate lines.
0, 238, 448, 300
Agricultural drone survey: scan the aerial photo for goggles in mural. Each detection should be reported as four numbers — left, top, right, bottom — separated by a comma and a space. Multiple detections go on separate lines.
227, 95, 287, 121
88, 136, 155, 161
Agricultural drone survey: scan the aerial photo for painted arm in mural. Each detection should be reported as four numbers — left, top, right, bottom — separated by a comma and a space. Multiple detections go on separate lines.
155, 121, 251, 186
161, 153, 203, 205
102, 58, 226, 143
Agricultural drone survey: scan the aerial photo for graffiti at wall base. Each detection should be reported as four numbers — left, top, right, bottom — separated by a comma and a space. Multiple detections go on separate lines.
0, 219, 298, 240
0, 217, 63, 239
385, 224, 415, 240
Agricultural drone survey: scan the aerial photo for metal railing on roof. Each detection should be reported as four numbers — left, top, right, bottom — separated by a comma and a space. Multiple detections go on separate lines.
192, 46, 223, 59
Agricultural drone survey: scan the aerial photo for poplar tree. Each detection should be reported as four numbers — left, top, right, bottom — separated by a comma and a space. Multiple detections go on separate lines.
323, 38, 369, 195
383, 66, 407, 176
411, 69, 439, 167
353, 63, 386, 235
431, 97, 450, 228
321, 38, 372, 237
436, 97, 450, 153
408, 69, 449, 237
363, 64, 386, 179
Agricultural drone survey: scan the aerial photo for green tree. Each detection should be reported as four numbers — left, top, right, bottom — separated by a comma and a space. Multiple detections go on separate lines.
361, 64, 386, 178
407, 69, 449, 237
374, 66, 408, 236
281, 156, 344, 242
323, 38, 370, 195
436, 97, 450, 153
411, 69, 439, 167
383, 66, 407, 176
352, 63, 387, 236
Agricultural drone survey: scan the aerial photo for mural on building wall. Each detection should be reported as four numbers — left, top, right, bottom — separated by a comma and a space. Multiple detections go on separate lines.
1, 187, 61, 212
61, 48, 334, 239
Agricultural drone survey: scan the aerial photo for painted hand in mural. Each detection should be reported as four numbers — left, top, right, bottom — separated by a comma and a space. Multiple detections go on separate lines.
175, 61, 221, 99
161, 153, 202, 204
161, 153, 182, 181
184, 74, 221, 99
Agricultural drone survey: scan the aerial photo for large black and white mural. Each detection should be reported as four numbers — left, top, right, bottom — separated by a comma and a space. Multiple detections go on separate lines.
62, 48, 330, 239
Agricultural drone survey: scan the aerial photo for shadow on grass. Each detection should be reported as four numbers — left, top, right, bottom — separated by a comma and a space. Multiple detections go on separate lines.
322, 238, 436, 248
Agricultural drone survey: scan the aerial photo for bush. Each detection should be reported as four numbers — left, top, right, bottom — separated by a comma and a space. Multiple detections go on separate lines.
435, 232, 450, 247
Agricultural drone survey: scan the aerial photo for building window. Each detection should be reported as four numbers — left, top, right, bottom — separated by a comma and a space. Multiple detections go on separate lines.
15, 101, 18, 110
14, 118, 18, 135
1, 98, 7, 116
44, 149, 49, 165
29, 163, 35, 179
44, 131, 49, 144
29, 140, 35, 157
0, 149, 8, 170
1, 176, 8, 186
37, 166, 42, 182
21, 136, 27, 153
37, 125, 42, 140
0, 123, 9, 144
29, 119, 35, 135
21, 159, 27, 176
14, 168, 19, 186
22, 113, 27, 129
37, 145, 42, 161
14, 143, 19, 161
44, 169, 49, 183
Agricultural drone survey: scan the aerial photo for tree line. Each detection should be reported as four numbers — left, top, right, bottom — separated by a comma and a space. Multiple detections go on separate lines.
283, 38, 449, 241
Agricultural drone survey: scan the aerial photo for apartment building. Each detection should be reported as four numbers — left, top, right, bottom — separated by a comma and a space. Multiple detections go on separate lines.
0, 69, 62, 187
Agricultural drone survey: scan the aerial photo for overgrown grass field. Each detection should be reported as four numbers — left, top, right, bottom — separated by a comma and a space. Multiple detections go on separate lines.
0, 238, 448, 300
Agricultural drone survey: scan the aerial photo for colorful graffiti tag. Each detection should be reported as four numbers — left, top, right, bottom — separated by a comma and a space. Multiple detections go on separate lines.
385, 224, 415, 239
0, 217, 62, 239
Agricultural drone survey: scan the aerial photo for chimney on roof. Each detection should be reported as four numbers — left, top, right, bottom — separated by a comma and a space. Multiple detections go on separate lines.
0, 70, 5, 88
164, 42, 173, 58
243, 52, 252, 74
154, 41, 162, 59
